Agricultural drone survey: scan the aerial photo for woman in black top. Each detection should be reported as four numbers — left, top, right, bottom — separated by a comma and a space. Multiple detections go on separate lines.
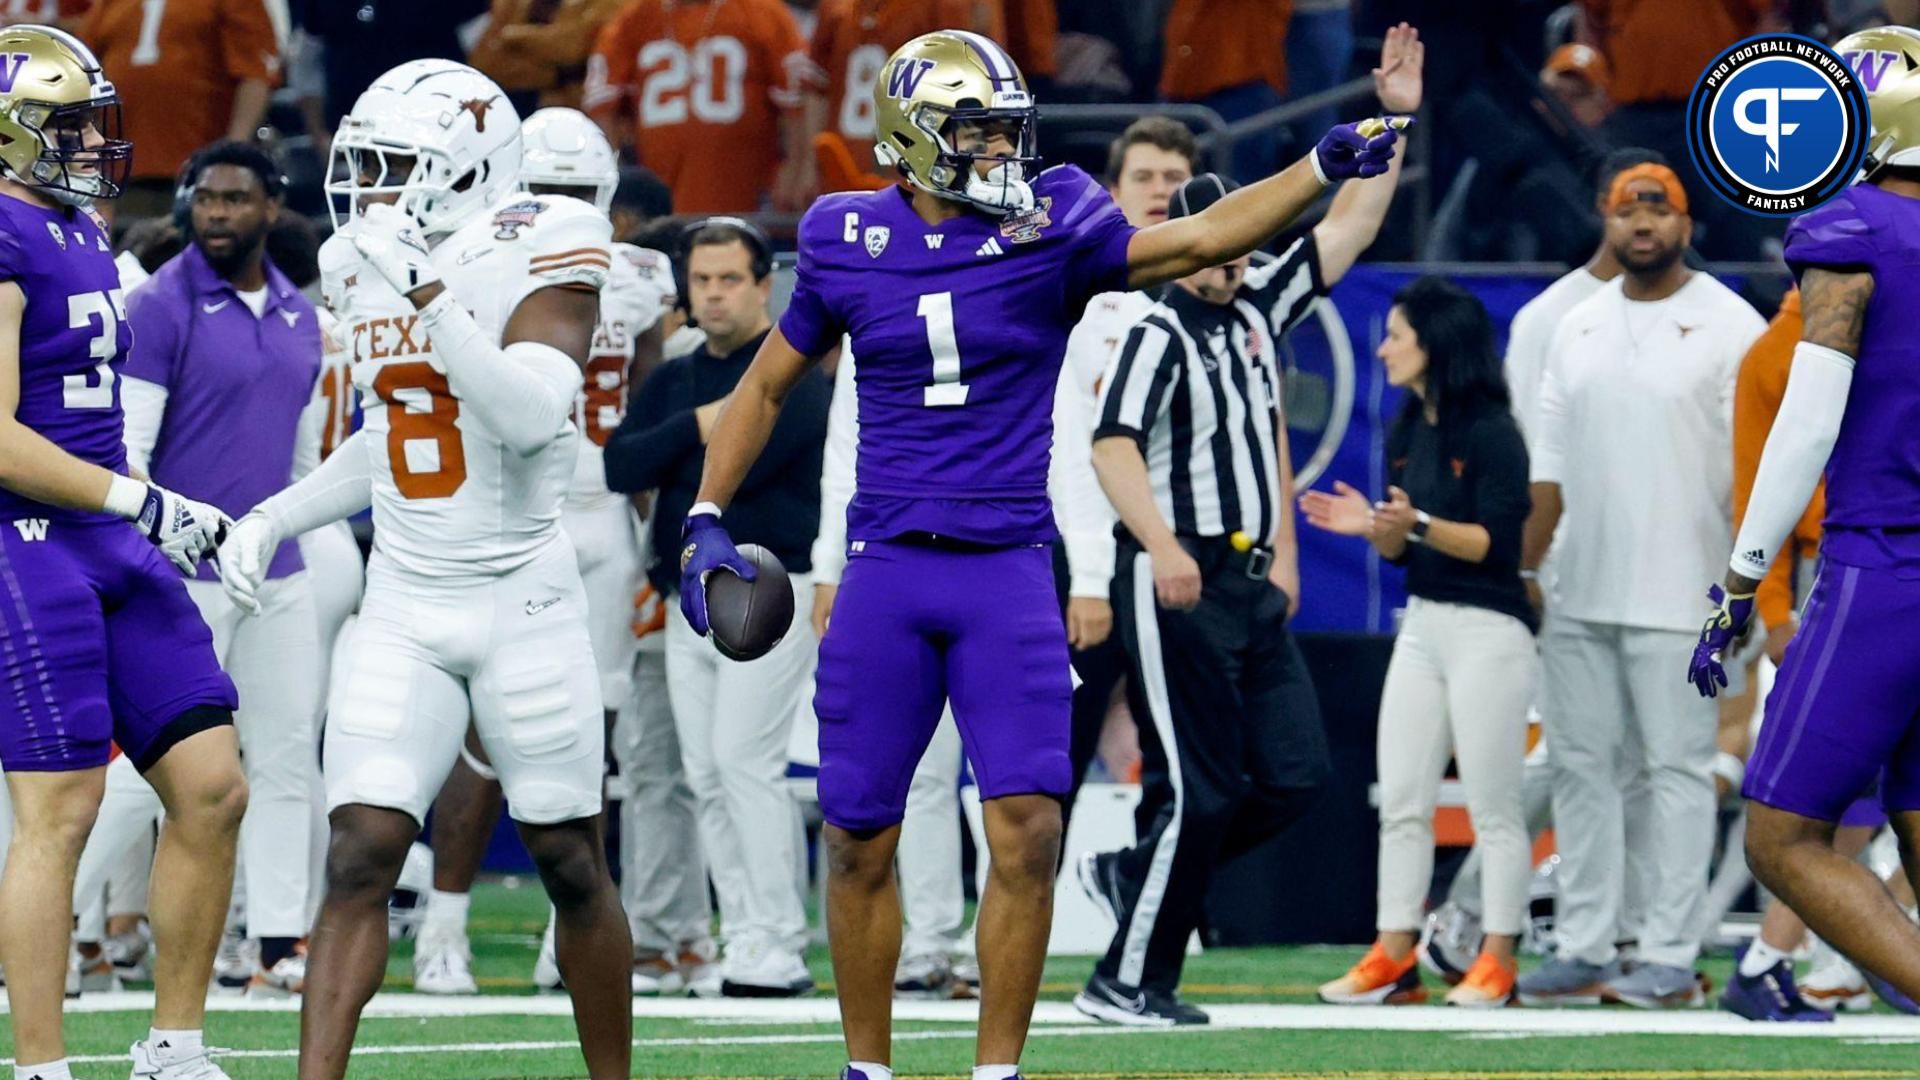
1302, 276, 1538, 1009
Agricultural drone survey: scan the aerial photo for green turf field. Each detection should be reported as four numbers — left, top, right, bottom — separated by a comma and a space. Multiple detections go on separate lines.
10, 879, 1920, 1079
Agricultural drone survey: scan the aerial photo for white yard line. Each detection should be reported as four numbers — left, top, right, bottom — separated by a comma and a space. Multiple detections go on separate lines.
23, 992, 1920, 1039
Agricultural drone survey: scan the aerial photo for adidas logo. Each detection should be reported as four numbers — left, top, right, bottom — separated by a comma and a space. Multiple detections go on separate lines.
975, 237, 1005, 257
1742, 548, 1767, 564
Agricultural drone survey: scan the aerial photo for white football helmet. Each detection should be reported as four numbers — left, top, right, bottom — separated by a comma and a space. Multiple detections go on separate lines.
520, 107, 617, 215
327, 59, 522, 237
388, 842, 435, 943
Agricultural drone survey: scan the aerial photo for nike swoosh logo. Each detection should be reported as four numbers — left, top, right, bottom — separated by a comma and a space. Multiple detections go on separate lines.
202, 300, 231, 314
457, 247, 492, 265
1099, 983, 1146, 1012
524, 596, 560, 616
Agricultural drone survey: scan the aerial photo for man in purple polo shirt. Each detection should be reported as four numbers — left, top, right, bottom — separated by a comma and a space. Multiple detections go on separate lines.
119, 140, 324, 996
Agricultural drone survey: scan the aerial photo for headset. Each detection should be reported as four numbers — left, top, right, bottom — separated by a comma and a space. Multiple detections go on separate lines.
677, 213, 772, 286
172, 142, 290, 236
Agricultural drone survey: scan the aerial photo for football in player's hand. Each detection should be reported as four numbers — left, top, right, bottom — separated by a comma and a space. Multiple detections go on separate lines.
706, 544, 793, 662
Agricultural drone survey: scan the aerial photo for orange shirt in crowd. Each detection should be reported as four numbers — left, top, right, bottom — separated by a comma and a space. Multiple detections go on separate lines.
1582, 0, 1773, 106
81, 0, 281, 180
586, 0, 816, 214
1732, 288, 1824, 632
469, 0, 629, 110
998, 0, 1054, 81
0, 0, 93, 27
1160, 0, 1290, 102
809, 0, 1002, 175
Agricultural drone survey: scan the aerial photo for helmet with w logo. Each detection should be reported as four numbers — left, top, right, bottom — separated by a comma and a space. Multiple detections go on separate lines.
871, 30, 1039, 216
0, 24, 131, 205
1839, 26, 1920, 179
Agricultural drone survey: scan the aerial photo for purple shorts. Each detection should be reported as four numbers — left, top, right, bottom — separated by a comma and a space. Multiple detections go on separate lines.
0, 516, 236, 772
813, 539, 1072, 831
1745, 560, 1920, 822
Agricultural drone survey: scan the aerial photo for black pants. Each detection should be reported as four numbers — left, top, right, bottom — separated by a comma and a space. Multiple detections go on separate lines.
1095, 536, 1329, 995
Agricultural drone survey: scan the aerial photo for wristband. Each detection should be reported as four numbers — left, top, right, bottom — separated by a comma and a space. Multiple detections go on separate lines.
103, 474, 148, 520
689, 501, 723, 519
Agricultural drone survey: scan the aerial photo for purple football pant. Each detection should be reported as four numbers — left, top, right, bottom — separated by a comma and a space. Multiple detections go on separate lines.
813, 539, 1072, 831
1745, 561, 1920, 822
0, 517, 236, 772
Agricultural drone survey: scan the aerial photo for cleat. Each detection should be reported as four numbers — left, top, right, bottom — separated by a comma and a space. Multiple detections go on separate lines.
1865, 966, 1920, 1015
130, 1039, 233, 1079
893, 951, 953, 999
719, 933, 812, 997
1516, 957, 1611, 1007
247, 944, 306, 998
1721, 952, 1832, 1022
1605, 961, 1706, 1009
413, 931, 479, 995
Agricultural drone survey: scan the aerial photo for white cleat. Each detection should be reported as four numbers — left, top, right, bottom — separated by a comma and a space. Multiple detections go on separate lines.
631, 951, 685, 996
719, 933, 813, 998
533, 919, 562, 991
129, 1039, 233, 1079
248, 951, 306, 997
413, 932, 479, 995
1802, 952, 1873, 1012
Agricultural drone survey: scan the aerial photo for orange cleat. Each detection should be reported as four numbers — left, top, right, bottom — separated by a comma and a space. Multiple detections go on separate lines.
1445, 950, 1516, 1008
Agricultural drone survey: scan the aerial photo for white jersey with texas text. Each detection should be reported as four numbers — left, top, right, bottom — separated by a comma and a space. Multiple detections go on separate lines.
320, 192, 613, 579
568, 242, 674, 515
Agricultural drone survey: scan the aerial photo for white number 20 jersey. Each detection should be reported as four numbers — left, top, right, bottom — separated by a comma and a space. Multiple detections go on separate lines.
321, 193, 613, 579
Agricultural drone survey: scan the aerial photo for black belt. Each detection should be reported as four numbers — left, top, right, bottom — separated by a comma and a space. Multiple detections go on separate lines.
1126, 533, 1274, 580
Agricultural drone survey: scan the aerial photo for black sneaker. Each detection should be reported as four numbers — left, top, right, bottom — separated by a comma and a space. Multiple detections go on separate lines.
1077, 851, 1128, 925
1072, 970, 1210, 1026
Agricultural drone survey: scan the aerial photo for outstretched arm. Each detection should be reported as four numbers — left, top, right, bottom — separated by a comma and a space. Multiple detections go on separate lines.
1124, 121, 1405, 289
1723, 267, 1868, 594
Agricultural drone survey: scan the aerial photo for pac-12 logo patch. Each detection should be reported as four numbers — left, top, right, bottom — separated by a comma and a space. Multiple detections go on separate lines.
1687, 34, 1869, 216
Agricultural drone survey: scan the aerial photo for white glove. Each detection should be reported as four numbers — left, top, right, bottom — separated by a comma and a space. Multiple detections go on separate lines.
216, 512, 278, 615
350, 202, 441, 296
120, 481, 231, 574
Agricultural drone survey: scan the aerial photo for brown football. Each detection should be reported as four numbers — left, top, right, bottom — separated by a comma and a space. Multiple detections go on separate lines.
705, 544, 793, 662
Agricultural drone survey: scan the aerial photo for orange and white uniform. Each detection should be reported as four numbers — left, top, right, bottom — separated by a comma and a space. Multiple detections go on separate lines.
80, 0, 283, 180
808, 0, 1002, 176
584, 0, 816, 213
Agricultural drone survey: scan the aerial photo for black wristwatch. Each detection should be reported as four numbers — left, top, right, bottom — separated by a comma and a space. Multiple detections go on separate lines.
1408, 510, 1432, 545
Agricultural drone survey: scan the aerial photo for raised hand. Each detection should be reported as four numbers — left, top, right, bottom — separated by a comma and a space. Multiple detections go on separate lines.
1373, 22, 1424, 115
1311, 117, 1409, 184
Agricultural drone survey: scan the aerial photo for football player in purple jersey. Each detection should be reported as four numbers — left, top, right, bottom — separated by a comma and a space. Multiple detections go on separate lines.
0, 24, 248, 1080
677, 29, 1403, 1080
1689, 25, 1920, 1005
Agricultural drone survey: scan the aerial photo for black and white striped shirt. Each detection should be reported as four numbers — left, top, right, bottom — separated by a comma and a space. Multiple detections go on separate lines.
1093, 234, 1325, 544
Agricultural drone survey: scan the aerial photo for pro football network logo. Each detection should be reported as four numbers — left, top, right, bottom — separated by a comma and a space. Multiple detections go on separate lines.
1687, 34, 1869, 216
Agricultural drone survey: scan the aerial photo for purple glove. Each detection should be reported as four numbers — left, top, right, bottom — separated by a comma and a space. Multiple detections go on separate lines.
1688, 584, 1755, 698
678, 509, 755, 636
1311, 117, 1408, 184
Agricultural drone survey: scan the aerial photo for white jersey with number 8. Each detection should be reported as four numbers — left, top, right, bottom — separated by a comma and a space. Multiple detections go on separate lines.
320, 192, 612, 580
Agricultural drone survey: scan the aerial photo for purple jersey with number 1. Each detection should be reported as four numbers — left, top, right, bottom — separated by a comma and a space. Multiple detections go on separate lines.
0, 191, 234, 773
780, 165, 1136, 545
780, 165, 1135, 830
1743, 182, 1920, 822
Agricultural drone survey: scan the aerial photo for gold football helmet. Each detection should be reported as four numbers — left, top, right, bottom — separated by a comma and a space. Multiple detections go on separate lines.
0, 24, 130, 204
872, 30, 1038, 215
1838, 26, 1920, 178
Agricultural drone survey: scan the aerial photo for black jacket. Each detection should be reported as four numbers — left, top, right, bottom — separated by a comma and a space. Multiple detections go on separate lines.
604, 330, 831, 595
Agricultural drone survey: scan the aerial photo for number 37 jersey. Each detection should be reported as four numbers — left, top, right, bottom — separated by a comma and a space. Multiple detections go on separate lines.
778, 166, 1136, 546
320, 193, 613, 578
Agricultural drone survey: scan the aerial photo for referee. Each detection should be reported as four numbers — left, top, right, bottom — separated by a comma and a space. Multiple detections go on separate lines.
1074, 175, 1330, 1026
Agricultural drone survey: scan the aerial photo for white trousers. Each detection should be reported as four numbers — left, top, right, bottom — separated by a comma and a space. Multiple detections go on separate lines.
300, 521, 363, 927
899, 712, 965, 960
613, 644, 713, 956
664, 572, 814, 950
1543, 617, 1716, 968
1375, 599, 1535, 936
186, 573, 322, 939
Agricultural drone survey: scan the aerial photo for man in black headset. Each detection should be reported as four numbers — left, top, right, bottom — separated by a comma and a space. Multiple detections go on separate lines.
604, 217, 832, 996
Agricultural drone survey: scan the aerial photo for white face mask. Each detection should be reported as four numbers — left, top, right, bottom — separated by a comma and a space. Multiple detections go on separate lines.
964, 159, 1034, 216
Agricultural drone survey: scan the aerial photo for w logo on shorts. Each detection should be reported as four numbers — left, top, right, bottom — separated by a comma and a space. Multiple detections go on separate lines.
11, 518, 47, 542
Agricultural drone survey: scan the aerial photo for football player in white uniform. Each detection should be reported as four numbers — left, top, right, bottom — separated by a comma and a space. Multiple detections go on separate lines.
407, 106, 679, 994
216, 61, 631, 1078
